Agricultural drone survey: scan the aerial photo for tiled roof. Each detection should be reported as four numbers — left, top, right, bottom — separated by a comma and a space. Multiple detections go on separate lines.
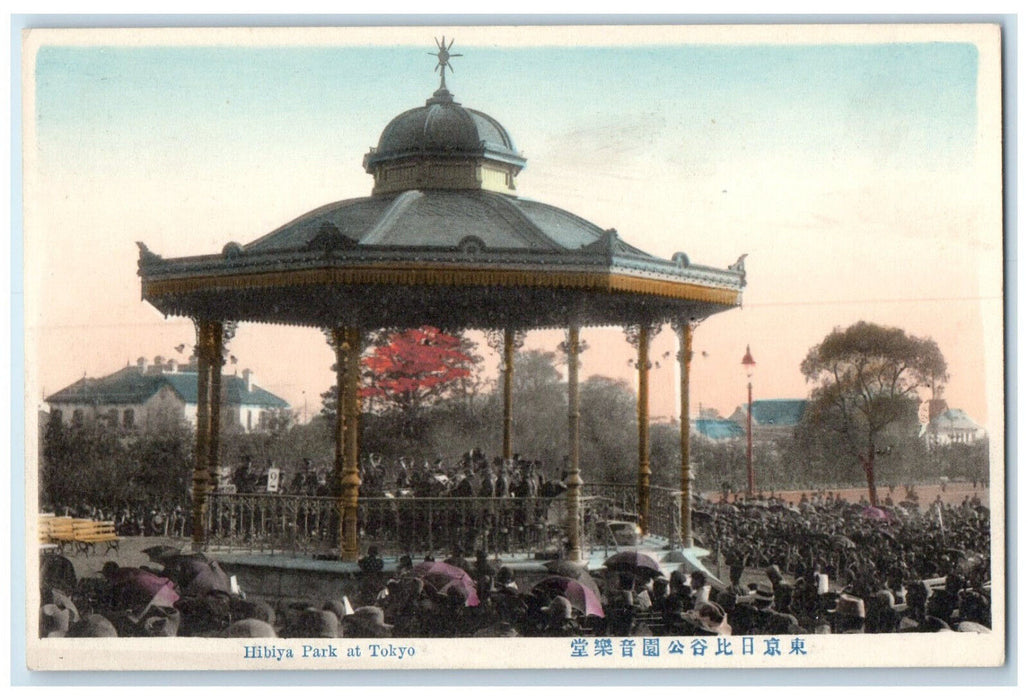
930, 408, 981, 431
729, 399, 808, 427
750, 399, 808, 426
693, 418, 746, 440
46, 367, 288, 409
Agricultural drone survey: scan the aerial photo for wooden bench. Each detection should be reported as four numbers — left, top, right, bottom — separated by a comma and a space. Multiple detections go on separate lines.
46, 517, 78, 554
73, 520, 121, 556
38, 513, 59, 552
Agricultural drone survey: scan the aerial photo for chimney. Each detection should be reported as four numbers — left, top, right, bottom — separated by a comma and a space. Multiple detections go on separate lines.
242, 369, 254, 393
153, 355, 165, 370
167, 359, 178, 373
137, 356, 148, 373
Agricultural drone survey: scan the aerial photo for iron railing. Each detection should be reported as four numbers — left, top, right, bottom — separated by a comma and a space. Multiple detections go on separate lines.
581, 483, 682, 544
205, 492, 590, 558
204, 484, 681, 557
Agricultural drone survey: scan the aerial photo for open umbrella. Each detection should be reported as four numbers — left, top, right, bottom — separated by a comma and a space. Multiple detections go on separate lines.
543, 560, 601, 596
412, 561, 480, 607
603, 551, 662, 576
161, 554, 231, 596
141, 544, 183, 563
532, 576, 605, 617
103, 566, 180, 611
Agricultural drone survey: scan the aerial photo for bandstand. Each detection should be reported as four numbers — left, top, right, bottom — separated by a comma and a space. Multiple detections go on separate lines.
137, 42, 745, 568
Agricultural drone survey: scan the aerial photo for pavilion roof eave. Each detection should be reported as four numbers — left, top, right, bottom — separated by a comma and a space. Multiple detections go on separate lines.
138, 246, 744, 290
138, 243, 745, 331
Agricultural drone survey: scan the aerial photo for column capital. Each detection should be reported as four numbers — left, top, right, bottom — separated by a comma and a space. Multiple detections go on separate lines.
485, 327, 527, 350
558, 328, 588, 357
622, 321, 663, 350
670, 316, 704, 333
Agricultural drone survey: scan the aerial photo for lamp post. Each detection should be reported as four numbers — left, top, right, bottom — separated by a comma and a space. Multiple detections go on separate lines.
741, 345, 756, 497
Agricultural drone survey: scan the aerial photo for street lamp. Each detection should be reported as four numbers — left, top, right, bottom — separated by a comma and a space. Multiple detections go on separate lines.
741, 345, 756, 497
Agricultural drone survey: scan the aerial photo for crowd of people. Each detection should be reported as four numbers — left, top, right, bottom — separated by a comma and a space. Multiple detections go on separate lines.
696, 491, 991, 634
39, 485, 991, 639
45, 500, 189, 538
230, 450, 564, 500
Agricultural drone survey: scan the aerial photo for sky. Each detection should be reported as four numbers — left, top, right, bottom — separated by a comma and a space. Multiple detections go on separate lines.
23, 25, 1003, 436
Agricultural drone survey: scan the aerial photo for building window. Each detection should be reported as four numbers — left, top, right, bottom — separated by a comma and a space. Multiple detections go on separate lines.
123, 409, 135, 428
72, 409, 84, 426
247, 410, 252, 432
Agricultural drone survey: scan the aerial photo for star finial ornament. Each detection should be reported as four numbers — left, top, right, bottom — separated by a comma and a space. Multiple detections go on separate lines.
429, 36, 462, 91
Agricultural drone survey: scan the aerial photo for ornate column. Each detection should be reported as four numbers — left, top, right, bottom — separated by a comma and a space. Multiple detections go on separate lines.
191, 319, 223, 550
560, 324, 585, 562
486, 328, 526, 461
674, 319, 698, 548
208, 321, 235, 490
625, 322, 661, 536
327, 326, 364, 562
343, 326, 363, 561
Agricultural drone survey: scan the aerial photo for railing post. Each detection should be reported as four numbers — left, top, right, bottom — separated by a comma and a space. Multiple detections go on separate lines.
564, 323, 584, 562
676, 319, 696, 549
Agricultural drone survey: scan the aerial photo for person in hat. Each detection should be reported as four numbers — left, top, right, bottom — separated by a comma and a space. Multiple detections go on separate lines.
322, 598, 353, 627
443, 547, 472, 575
865, 590, 904, 634
473, 550, 497, 580
689, 571, 711, 609
539, 595, 580, 637
605, 573, 638, 636
40, 553, 77, 598
681, 601, 733, 636
358, 545, 384, 573
828, 593, 866, 634
281, 608, 339, 638
230, 598, 276, 627
899, 580, 947, 633
495, 566, 518, 592
396, 554, 414, 576
223, 619, 277, 638
175, 590, 232, 637
384, 578, 425, 638
342, 606, 394, 638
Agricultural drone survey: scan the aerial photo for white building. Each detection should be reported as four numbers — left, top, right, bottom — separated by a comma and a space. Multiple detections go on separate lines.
45, 356, 289, 433
927, 408, 987, 446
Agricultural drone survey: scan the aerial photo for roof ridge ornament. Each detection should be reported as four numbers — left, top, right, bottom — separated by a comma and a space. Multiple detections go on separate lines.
428, 36, 462, 103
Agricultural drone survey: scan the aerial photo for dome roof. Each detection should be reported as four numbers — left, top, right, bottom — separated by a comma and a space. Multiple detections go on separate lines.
364, 88, 525, 171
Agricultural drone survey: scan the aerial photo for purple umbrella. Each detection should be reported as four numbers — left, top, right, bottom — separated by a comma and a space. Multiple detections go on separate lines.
103, 566, 180, 610
543, 560, 601, 596
532, 576, 605, 617
412, 561, 480, 607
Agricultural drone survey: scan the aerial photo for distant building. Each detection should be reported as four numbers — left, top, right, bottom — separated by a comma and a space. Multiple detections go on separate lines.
728, 399, 808, 443
927, 408, 987, 446
45, 356, 289, 433
692, 418, 746, 441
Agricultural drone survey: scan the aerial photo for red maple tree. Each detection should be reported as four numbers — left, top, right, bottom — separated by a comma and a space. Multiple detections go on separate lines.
360, 327, 475, 426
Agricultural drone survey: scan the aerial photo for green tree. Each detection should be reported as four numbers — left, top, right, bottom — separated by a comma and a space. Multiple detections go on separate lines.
579, 375, 637, 483
800, 321, 947, 506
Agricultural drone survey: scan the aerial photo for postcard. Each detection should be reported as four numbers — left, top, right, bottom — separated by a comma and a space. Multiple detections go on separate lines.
21, 23, 1005, 671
